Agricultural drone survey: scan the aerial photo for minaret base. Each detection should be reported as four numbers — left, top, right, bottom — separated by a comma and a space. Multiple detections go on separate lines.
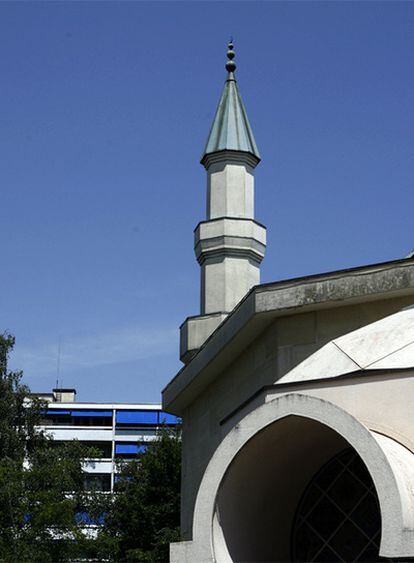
180, 312, 228, 364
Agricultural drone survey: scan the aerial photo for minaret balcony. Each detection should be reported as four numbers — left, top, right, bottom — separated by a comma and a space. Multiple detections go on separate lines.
194, 217, 266, 265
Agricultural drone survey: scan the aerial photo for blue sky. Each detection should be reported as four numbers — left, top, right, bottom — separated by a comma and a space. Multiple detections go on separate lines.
1, 1, 413, 402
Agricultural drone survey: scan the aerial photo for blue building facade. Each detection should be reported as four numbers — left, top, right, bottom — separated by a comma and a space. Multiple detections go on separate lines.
37, 388, 179, 492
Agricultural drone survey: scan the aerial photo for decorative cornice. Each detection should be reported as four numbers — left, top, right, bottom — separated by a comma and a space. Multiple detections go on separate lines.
194, 216, 267, 233
196, 245, 266, 266
201, 149, 260, 170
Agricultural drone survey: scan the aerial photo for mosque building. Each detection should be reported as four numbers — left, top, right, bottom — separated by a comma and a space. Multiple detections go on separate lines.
162, 42, 414, 562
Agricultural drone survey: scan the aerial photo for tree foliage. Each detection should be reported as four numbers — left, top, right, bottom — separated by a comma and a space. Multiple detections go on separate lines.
98, 426, 182, 562
0, 333, 181, 562
0, 333, 104, 562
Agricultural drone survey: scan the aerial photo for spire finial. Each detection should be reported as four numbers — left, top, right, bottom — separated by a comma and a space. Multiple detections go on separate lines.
225, 39, 236, 75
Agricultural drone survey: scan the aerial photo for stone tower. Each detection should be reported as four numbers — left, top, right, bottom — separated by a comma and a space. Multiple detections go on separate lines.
180, 42, 266, 363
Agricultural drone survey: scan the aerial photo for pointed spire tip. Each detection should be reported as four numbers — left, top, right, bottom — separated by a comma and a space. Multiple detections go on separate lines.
200, 38, 260, 165
225, 40, 236, 74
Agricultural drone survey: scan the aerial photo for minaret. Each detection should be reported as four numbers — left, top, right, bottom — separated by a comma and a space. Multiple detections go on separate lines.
180, 41, 266, 363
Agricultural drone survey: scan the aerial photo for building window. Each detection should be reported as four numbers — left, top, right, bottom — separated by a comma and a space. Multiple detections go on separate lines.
115, 410, 179, 428
115, 410, 159, 427
41, 409, 113, 427
291, 448, 394, 562
41, 409, 72, 425
71, 410, 113, 426
114, 442, 147, 459
83, 473, 111, 492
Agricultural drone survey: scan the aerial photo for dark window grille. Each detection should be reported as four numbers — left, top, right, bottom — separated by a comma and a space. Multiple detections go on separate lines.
292, 448, 395, 562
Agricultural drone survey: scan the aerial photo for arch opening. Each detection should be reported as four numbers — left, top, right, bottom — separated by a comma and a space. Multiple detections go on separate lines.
213, 415, 392, 562
292, 447, 394, 562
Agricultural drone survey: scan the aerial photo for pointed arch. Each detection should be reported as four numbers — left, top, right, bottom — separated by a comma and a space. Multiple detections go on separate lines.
171, 393, 414, 562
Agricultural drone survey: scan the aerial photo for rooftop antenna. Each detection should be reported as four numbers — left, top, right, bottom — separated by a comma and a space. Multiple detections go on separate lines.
56, 336, 61, 388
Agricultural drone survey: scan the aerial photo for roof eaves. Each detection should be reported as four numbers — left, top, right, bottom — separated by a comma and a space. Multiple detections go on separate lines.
162, 257, 414, 414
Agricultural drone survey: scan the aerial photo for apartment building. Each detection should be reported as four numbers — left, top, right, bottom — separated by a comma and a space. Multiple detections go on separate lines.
36, 388, 179, 492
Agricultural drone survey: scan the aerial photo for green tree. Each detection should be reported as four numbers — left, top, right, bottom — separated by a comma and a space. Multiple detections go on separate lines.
0, 333, 105, 562
98, 426, 181, 562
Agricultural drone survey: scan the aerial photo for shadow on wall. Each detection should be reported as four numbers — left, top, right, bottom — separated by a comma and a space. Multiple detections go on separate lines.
213, 416, 387, 562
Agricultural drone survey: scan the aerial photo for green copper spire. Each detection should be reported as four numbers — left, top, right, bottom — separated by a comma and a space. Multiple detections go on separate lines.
201, 41, 260, 166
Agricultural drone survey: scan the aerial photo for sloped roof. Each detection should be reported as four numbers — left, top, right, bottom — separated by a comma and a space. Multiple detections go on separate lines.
163, 258, 414, 415
278, 307, 414, 384
201, 76, 260, 163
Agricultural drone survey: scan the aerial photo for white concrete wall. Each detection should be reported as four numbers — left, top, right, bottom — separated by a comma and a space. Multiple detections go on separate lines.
173, 393, 414, 561
207, 162, 254, 219
43, 427, 113, 442
179, 294, 414, 540
201, 256, 259, 314
266, 372, 414, 452
83, 460, 113, 474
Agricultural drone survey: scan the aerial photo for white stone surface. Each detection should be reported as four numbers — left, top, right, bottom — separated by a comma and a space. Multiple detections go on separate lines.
207, 162, 254, 219
278, 307, 414, 385
180, 313, 228, 362
266, 371, 414, 464
201, 255, 260, 314
170, 394, 414, 562
369, 341, 414, 368
195, 217, 266, 250
83, 460, 113, 474
335, 307, 414, 368
279, 341, 360, 383
43, 427, 113, 442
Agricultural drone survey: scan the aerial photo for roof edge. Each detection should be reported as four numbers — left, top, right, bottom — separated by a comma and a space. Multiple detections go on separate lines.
163, 257, 414, 414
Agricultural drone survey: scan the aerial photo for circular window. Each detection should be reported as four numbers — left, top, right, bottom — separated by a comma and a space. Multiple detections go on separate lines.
292, 448, 394, 562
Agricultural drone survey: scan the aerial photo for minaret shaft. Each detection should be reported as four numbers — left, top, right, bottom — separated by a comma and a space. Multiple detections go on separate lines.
180, 42, 266, 364
201, 254, 260, 314
197, 151, 265, 315
207, 161, 254, 220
